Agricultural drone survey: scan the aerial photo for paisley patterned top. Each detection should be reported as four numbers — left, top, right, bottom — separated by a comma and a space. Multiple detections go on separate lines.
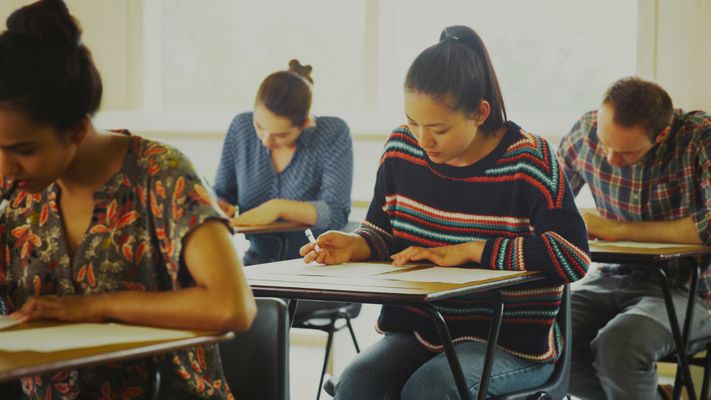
0, 133, 235, 399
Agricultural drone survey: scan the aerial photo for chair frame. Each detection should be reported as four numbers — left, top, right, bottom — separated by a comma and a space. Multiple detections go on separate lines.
493, 284, 572, 400
293, 303, 361, 400
219, 297, 290, 400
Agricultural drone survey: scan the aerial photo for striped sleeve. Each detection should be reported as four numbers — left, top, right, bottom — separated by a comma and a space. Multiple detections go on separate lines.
481, 146, 590, 284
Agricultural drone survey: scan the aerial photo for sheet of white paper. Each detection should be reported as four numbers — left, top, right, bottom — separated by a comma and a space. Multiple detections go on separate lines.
0, 315, 20, 330
372, 267, 523, 284
251, 259, 425, 278
591, 240, 699, 249
0, 323, 197, 352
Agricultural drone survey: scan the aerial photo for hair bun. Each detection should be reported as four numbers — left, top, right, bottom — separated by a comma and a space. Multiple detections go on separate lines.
6, 0, 81, 50
439, 25, 478, 48
288, 59, 314, 84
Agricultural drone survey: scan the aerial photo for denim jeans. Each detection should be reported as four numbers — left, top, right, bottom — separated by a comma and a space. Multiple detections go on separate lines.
334, 332, 554, 399
569, 265, 711, 400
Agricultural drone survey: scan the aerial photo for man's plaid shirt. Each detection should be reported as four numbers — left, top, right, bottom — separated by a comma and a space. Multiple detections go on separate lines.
557, 109, 711, 301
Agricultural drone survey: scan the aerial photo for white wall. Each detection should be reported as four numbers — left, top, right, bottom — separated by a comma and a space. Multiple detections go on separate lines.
639, 0, 711, 111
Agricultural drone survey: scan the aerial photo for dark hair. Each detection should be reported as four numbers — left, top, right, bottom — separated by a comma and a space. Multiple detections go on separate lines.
0, 0, 102, 134
255, 59, 313, 127
602, 77, 673, 140
405, 25, 506, 133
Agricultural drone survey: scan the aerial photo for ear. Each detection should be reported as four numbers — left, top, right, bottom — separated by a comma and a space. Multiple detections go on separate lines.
67, 116, 90, 145
472, 100, 491, 126
655, 126, 670, 144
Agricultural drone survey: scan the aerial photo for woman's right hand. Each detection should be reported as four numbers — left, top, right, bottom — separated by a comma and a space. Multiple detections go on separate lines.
300, 231, 359, 265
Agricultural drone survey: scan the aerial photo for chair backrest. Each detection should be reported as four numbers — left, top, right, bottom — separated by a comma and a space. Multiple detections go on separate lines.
292, 301, 362, 327
495, 284, 571, 400
219, 298, 290, 400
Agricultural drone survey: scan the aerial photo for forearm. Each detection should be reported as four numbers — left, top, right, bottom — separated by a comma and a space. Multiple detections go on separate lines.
272, 199, 318, 225
615, 217, 702, 244
96, 285, 254, 332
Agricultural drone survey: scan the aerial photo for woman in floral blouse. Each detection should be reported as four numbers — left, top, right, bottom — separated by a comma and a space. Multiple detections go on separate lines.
0, 1, 256, 399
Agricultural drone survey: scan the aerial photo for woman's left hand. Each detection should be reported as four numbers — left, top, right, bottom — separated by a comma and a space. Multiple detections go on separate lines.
391, 242, 483, 267
232, 200, 281, 226
9, 295, 103, 323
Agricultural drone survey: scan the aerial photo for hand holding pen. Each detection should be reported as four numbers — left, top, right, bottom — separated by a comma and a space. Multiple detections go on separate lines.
304, 229, 321, 254
299, 230, 366, 265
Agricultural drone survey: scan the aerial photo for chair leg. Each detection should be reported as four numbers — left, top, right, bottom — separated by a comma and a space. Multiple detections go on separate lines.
673, 365, 683, 400
701, 346, 711, 400
344, 315, 360, 353
316, 321, 336, 400
147, 358, 161, 400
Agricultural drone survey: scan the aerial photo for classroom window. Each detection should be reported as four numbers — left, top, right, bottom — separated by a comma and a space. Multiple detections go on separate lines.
147, 0, 369, 114
100, 0, 638, 209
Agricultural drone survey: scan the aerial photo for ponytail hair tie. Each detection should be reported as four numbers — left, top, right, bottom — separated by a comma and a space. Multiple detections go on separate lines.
443, 34, 460, 42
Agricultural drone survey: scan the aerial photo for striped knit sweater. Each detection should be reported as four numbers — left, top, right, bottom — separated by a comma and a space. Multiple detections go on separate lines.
356, 121, 590, 363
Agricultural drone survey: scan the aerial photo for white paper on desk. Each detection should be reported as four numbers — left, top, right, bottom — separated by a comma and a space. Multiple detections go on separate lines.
0, 315, 20, 330
373, 267, 522, 284
0, 323, 197, 352
250, 259, 426, 278
591, 240, 697, 249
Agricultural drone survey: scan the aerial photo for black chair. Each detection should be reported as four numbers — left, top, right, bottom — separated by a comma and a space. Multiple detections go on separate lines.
0, 380, 24, 399
324, 286, 572, 400
292, 301, 361, 400
494, 285, 572, 400
219, 297, 290, 400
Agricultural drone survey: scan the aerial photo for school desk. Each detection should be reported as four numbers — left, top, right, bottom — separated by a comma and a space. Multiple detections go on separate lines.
0, 321, 233, 399
245, 260, 542, 400
589, 240, 711, 400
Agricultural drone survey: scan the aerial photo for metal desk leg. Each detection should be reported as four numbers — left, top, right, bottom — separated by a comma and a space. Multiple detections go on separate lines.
655, 267, 698, 400
682, 262, 701, 347
287, 299, 298, 327
479, 297, 504, 399
421, 296, 505, 400
421, 305, 470, 400
676, 262, 700, 400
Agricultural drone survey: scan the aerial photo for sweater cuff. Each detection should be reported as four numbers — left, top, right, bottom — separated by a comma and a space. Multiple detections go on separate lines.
480, 239, 497, 269
355, 229, 389, 261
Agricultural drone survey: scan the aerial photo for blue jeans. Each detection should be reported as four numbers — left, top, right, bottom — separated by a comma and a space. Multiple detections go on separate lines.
334, 332, 554, 399
570, 265, 711, 400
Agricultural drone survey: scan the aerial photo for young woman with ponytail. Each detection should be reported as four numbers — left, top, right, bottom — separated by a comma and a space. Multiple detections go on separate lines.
300, 25, 590, 398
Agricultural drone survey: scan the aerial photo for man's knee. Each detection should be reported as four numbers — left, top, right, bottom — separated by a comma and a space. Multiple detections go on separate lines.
591, 314, 671, 375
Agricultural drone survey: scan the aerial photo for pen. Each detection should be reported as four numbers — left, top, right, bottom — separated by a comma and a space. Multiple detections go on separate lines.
304, 228, 321, 254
